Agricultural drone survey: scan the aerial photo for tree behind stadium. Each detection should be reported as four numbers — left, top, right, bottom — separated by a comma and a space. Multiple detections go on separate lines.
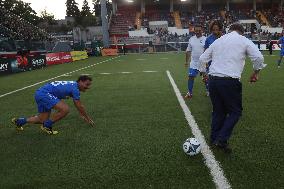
66, 0, 80, 18
0, 0, 39, 25
81, 0, 97, 27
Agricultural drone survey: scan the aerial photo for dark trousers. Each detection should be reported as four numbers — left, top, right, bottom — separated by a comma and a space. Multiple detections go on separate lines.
269, 48, 272, 55
208, 77, 243, 144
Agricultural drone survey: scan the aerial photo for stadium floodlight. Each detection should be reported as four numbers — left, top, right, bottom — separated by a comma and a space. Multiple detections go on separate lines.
181, 0, 187, 1
126, 0, 134, 2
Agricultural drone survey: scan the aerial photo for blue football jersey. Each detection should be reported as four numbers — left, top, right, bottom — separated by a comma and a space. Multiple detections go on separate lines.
280, 37, 284, 49
204, 34, 218, 49
38, 81, 80, 100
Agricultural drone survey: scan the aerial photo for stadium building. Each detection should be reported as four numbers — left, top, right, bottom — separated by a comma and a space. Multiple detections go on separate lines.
106, 0, 282, 52
0, 0, 283, 54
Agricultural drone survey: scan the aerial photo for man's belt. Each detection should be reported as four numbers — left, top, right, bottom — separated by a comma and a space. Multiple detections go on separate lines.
209, 75, 239, 81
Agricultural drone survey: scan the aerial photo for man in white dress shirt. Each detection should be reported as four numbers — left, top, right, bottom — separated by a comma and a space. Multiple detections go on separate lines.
199, 23, 266, 153
184, 25, 206, 99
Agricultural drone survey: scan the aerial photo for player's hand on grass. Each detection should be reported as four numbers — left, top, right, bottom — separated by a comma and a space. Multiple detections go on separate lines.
88, 119, 95, 127
81, 115, 95, 127
249, 72, 259, 83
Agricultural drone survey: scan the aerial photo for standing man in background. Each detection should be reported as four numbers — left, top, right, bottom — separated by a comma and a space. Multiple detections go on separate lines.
199, 23, 266, 153
267, 40, 273, 55
122, 43, 127, 55
184, 25, 206, 99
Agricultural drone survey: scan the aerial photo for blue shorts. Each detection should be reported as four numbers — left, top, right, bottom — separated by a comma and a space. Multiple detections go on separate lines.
188, 68, 199, 77
34, 90, 60, 113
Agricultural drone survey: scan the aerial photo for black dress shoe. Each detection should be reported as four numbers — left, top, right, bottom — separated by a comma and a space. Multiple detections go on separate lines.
213, 142, 232, 154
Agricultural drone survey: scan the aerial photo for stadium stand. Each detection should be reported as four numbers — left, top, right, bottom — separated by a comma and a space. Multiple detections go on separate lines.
262, 8, 284, 27
109, 6, 138, 35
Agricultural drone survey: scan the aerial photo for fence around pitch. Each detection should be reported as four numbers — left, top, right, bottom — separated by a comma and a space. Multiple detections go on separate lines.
110, 40, 281, 54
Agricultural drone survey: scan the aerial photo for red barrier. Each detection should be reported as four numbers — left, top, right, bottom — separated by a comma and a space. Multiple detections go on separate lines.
46, 52, 72, 65
101, 48, 118, 56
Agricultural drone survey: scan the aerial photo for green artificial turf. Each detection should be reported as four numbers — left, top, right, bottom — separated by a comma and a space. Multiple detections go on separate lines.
0, 52, 283, 188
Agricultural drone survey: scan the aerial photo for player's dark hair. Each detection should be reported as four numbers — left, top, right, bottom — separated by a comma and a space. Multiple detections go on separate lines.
77, 75, 92, 82
210, 20, 223, 32
229, 23, 245, 34
194, 24, 202, 29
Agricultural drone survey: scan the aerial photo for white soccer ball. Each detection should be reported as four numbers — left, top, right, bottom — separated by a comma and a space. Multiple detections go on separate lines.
183, 138, 201, 156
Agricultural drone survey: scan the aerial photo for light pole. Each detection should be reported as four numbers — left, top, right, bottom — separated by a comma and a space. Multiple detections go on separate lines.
101, 0, 110, 48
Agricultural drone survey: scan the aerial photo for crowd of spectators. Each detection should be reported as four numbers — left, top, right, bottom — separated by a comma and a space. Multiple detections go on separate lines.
262, 9, 284, 27
111, 4, 284, 43
114, 7, 284, 45
141, 10, 175, 28
149, 28, 191, 43
0, 8, 52, 41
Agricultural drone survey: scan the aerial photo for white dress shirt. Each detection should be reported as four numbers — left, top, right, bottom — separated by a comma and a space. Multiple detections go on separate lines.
199, 31, 266, 79
186, 35, 206, 70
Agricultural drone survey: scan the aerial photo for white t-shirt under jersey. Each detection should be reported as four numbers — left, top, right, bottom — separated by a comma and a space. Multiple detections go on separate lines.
186, 35, 206, 70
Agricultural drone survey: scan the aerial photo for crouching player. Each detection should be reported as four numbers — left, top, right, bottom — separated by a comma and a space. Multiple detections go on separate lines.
12, 75, 95, 135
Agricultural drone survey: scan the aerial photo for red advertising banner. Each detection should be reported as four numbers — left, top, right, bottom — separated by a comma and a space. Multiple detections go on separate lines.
46, 52, 72, 65
101, 48, 118, 56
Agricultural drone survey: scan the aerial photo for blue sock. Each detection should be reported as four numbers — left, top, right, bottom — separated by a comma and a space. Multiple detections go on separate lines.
17, 117, 27, 126
188, 79, 194, 94
43, 119, 54, 129
278, 60, 281, 66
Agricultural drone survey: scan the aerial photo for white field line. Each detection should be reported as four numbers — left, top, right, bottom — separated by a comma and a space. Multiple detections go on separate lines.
143, 71, 158, 73
0, 57, 119, 99
80, 73, 92, 75
119, 72, 132, 74
99, 73, 112, 75
61, 74, 72, 77
98, 71, 158, 75
166, 70, 231, 189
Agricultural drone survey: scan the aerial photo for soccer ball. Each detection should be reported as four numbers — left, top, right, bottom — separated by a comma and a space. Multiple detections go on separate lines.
183, 138, 201, 156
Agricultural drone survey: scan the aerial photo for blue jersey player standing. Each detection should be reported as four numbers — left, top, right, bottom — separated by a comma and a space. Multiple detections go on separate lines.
277, 33, 284, 68
12, 75, 95, 135
203, 20, 223, 96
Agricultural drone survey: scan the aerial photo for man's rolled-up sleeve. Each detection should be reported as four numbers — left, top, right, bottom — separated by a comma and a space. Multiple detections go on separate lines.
246, 40, 267, 70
